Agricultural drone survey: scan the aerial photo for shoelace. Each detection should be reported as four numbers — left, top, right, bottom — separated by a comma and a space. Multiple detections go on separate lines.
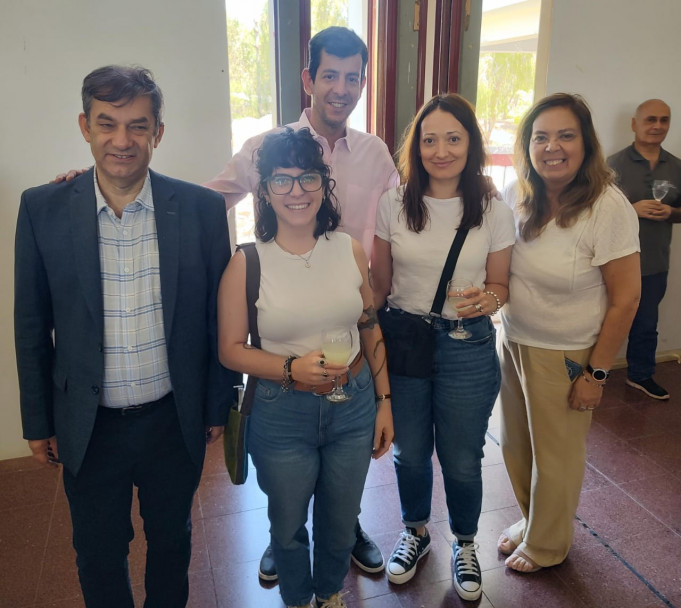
455, 542, 480, 576
392, 530, 420, 563
316, 591, 348, 608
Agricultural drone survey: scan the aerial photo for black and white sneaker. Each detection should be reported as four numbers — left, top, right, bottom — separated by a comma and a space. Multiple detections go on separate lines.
387, 527, 431, 584
626, 378, 670, 400
452, 541, 482, 601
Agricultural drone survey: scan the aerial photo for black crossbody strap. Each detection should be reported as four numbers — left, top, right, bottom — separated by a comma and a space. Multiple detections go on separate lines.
430, 228, 469, 317
236, 242, 261, 415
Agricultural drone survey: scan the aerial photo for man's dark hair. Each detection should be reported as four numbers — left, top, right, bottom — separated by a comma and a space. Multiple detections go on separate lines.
308, 26, 368, 81
255, 127, 340, 241
81, 65, 164, 133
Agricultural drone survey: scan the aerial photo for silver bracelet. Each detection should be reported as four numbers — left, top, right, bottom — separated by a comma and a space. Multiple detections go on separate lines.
484, 290, 502, 314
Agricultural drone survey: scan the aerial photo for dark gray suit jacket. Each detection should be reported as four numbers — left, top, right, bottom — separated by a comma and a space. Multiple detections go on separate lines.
14, 168, 236, 475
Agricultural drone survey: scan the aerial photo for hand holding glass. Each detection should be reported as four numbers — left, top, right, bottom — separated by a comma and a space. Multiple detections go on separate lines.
447, 279, 473, 339
321, 328, 352, 402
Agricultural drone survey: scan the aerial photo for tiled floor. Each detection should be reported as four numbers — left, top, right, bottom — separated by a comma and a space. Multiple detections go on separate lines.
2, 362, 680, 607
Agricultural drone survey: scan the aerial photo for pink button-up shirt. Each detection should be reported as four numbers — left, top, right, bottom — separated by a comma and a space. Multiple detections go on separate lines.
204, 109, 399, 257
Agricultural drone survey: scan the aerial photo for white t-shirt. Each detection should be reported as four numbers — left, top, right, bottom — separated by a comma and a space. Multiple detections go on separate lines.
374, 187, 516, 318
255, 231, 363, 363
500, 182, 640, 350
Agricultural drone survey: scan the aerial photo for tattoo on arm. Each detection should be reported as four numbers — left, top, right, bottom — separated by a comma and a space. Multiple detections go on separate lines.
358, 305, 378, 331
371, 338, 387, 378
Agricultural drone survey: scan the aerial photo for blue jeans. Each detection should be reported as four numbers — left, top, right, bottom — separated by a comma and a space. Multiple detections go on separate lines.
627, 272, 667, 382
390, 316, 500, 541
248, 362, 376, 607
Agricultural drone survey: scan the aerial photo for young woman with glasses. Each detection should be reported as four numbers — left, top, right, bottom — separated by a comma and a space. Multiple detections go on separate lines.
217, 127, 393, 608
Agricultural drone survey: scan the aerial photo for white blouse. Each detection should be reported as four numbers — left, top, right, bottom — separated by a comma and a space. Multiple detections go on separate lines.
501, 182, 640, 350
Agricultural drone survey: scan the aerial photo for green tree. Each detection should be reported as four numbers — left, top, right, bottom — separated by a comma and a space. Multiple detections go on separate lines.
476, 52, 535, 145
227, 0, 351, 122
311, 0, 349, 32
227, 5, 272, 121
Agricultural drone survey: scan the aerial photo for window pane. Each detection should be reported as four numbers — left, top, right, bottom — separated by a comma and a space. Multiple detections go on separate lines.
477, 0, 541, 189
226, 0, 275, 242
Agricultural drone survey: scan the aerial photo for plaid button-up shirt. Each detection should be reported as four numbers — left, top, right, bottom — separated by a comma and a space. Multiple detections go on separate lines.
95, 172, 172, 407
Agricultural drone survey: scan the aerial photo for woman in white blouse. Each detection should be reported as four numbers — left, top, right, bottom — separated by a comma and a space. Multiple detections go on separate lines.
497, 93, 641, 573
372, 94, 515, 601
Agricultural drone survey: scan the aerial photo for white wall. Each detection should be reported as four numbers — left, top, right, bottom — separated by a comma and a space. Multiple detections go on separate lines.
545, 0, 681, 358
0, 0, 231, 460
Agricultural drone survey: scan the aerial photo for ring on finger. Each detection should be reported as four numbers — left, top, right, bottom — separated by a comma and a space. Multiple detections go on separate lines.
319, 358, 326, 366
322, 369, 328, 378
474, 303, 483, 313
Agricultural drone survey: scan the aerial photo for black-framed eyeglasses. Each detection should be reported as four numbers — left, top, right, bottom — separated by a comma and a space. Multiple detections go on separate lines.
266, 172, 323, 195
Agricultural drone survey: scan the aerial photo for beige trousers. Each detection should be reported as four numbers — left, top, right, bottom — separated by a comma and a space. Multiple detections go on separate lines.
498, 334, 593, 567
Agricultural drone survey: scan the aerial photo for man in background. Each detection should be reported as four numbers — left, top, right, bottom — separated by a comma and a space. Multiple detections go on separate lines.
15, 65, 235, 607
608, 99, 681, 400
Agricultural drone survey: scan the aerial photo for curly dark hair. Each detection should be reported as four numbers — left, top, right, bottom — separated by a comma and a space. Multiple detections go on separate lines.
255, 127, 340, 241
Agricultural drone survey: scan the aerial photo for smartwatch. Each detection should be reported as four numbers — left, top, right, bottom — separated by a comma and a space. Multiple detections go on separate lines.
586, 364, 610, 382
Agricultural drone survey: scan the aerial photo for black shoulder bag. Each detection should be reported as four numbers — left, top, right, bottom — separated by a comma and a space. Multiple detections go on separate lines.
377, 228, 469, 378
224, 242, 260, 485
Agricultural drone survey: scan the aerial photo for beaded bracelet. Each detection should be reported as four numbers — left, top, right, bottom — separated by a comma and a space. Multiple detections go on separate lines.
282, 355, 297, 391
484, 290, 502, 314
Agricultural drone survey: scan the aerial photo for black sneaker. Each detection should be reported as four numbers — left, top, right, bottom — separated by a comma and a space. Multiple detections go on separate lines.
351, 523, 385, 573
626, 378, 670, 400
258, 544, 278, 582
452, 541, 482, 601
387, 527, 431, 584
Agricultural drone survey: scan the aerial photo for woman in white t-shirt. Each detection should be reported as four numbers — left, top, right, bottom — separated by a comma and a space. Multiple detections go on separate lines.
218, 128, 393, 608
372, 94, 515, 601
497, 94, 641, 574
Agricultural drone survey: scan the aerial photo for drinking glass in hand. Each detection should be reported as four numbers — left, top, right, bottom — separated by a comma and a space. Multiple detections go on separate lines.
652, 179, 671, 202
447, 278, 473, 340
321, 328, 353, 402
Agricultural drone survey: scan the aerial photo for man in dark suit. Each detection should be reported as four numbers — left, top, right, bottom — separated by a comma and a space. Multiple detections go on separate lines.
14, 65, 235, 608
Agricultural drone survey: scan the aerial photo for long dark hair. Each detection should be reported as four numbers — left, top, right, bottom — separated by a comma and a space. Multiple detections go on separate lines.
396, 94, 491, 233
514, 93, 613, 240
254, 127, 340, 242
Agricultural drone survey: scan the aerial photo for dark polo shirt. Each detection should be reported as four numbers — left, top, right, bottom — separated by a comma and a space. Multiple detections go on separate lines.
608, 144, 681, 276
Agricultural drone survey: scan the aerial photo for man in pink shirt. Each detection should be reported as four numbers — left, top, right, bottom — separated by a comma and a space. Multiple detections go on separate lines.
205, 26, 399, 258
52, 26, 398, 586
209, 27, 400, 581
207, 26, 398, 584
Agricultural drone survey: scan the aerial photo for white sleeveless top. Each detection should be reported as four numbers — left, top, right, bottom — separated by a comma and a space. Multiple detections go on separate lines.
255, 232, 363, 362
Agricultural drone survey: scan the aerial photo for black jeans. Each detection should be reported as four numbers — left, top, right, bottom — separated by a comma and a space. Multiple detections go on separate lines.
63, 394, 202, 608
626, 271, 668, 382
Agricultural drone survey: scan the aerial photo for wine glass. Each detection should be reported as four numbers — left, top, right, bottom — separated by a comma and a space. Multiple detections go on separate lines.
652, 180, 671, 202
321, 327, 353, 402
447, 278, 473, 340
